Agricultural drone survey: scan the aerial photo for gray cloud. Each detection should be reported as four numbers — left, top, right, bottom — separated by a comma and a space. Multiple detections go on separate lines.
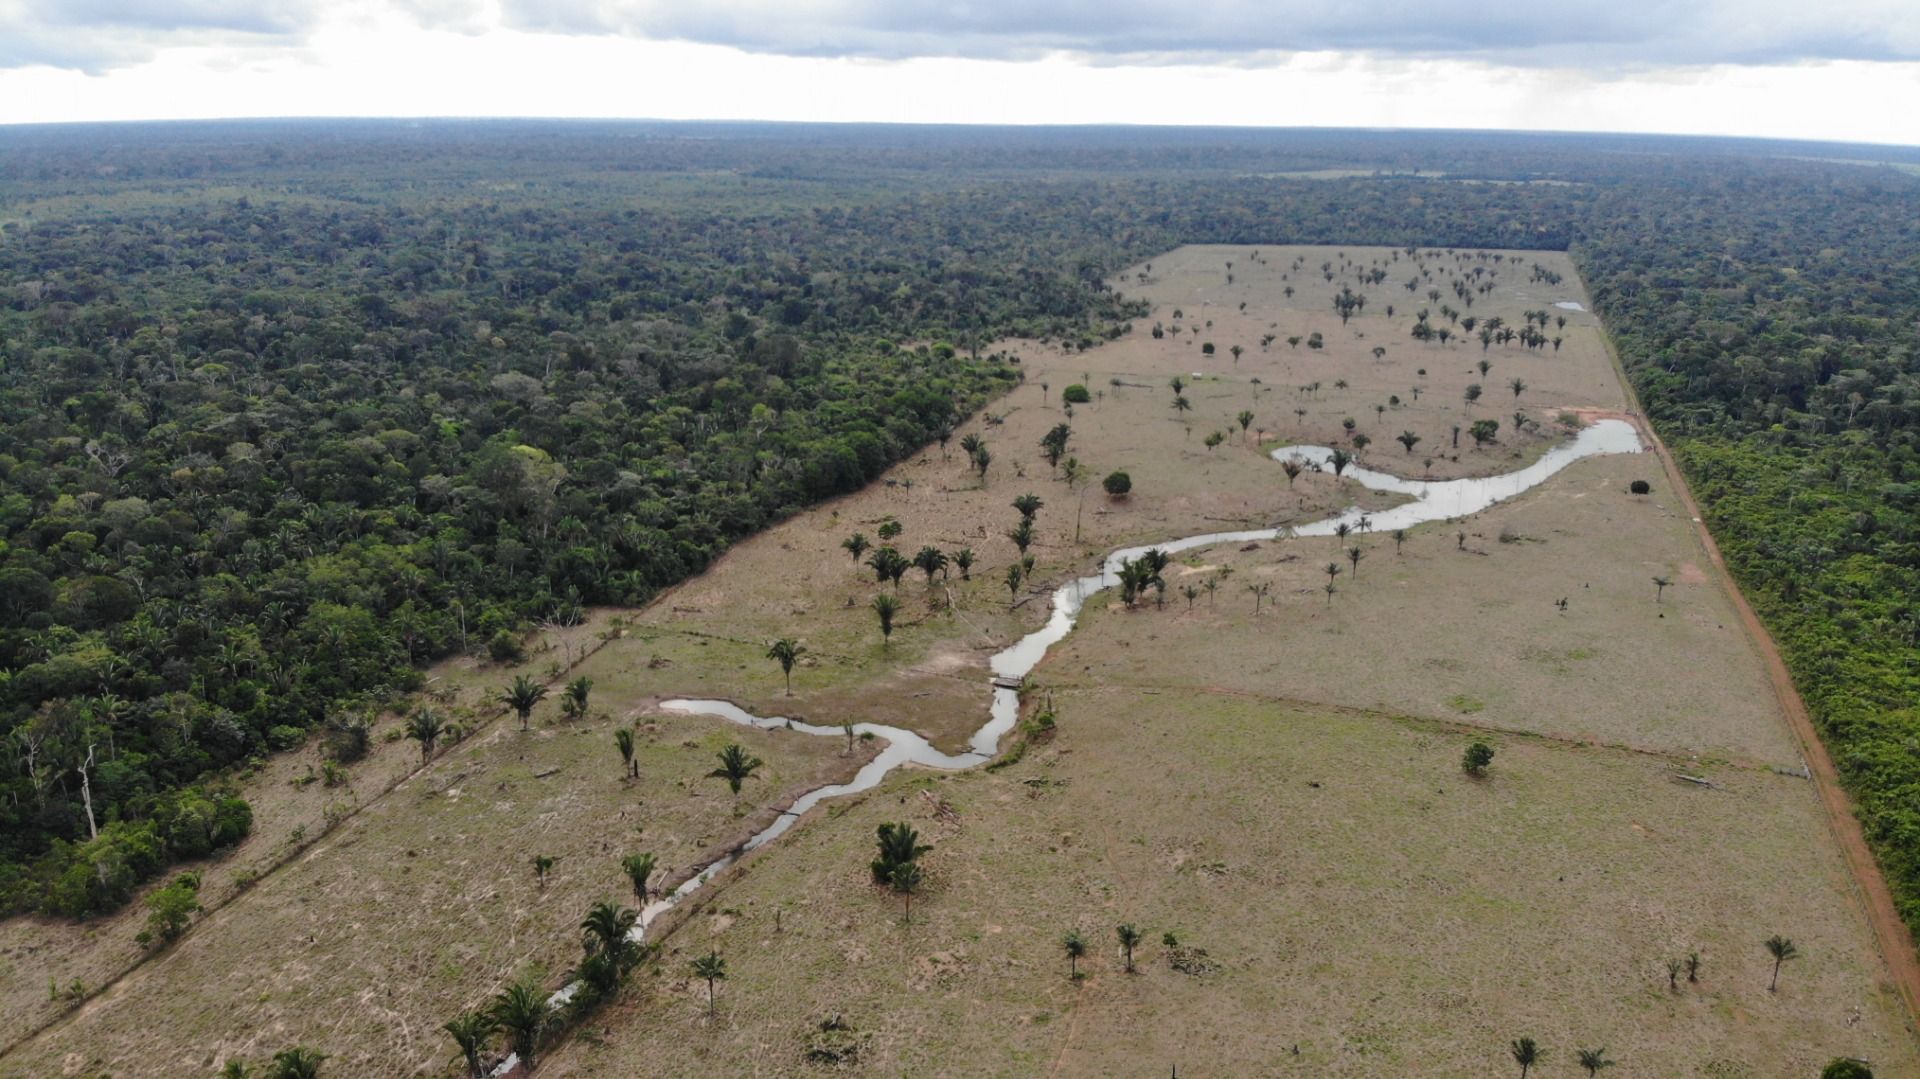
496, 0, 1920, 68
4, 0, 1918, 73
0, 0, 323, 72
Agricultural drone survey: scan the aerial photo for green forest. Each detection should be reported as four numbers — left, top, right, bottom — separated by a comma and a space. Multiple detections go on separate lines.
3, 122, 1920, 934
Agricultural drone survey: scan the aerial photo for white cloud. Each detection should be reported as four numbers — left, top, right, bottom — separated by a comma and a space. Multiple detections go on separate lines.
0, 2, 1915, 144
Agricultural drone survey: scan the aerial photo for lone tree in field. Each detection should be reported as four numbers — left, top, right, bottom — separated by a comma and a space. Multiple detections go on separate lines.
1007, 519, 1035, 556
1393, 529, 1408, 555
406, 708, 445, 764
1104, 470, 1132, 499
890, 861, 924, 923
1463, 741, 1495, 776
1013, 493, 1045, 522
444, 1010, 498, 1079
1511, 1037, 1542, 1079
1465, 383, 1484, 409
1652, 575, 1673, 603
842, 532, 869, 563
622, 851, 657, 904
499, 674, 548, 731
1117, 923, 1143, 972
872, 821, 932, 885
1063, 930, 1088, 980
913, 546, 948, 585
532, 854, 555, 889
1510, 377, 1527, 399
691, 951, 728, 1016
1765, 935, 1799, 991
614, 726, 639, 779
1041, 422, 1073, 472
491, 979, 547, 1068
1398, 430, 1421, 455
1282, 458, 1304, 487
767, 637, 805, 695
560, 676, 592, 720
1237, 410, 1255, 438
1576, 1047, 1614, 1076
709, 744, 764, 798
872, 592, 900, 644
1347, 544, 1364, 579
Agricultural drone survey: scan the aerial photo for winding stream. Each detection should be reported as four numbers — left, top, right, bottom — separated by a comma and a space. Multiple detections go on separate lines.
497, 418, 1642, 1069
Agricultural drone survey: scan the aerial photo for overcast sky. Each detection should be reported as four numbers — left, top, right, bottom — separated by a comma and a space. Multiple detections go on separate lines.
1, 0, 1917, 143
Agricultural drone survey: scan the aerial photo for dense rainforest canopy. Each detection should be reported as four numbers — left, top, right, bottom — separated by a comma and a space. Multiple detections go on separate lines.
2, 122, 1919, 930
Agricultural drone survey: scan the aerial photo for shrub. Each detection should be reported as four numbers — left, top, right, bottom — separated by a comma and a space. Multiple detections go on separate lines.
1822, 1061, 1873, 1079
1061, 383, 1091, 404
1629, 479, 1652, 494
1103, 471, 1132, 498
1462, 741, 1495, 775
488, 628, 525, 663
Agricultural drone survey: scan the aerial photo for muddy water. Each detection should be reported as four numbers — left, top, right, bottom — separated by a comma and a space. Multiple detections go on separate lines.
496, 418, 1643, 1067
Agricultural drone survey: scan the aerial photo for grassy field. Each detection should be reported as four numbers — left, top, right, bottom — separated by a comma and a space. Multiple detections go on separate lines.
8, 245, 1907, 1076
541, 688, 1914, 1078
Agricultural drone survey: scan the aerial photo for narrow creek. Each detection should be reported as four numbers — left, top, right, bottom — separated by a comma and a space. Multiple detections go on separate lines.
497, 417, 1643, 1068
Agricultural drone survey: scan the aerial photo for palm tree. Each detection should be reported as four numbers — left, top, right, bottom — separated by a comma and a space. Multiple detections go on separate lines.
1652, 575, 1672, 603
1117, 924, 1143, 972
1347, 544, 1364, 579
1392, 529, 1407, 555
267, 1047, 326, 1079
1685, 950, 1702, 982
1012, 493, 1044, 521
491, 979, 547, 1068
221, 1062, 251, 1079
872, 822, 932, 884
708, 744, 764, 798
841, 532, 870, 563
1007, 519, 1034, 556
1171, 395, 1192, 416
953, 547, 975, 579
691, 951, 727, 1016
406, 709, 445, 764
1765, 935, 1799, 991
890, 861, 924, 923
1328, 448, 1353, 477
532, 855, 554, 889
766, 637, 804, 695
1511, 1037, 1541, 1078
871, 592, 900, 644
560, 676, 592, 720
614, 726, 638, 779
622, 852, 657, 905
1063, 930, 1088, 979
581, 901, 640, 979
1576, 1047, 1614, 1075
913, 546, 948, 584
1510, 377, 1527, 399
444, 1010, 498, 1078
1004, 564, 1024, 609
499, 674, 547, 731
1398, 430, 1421, 454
